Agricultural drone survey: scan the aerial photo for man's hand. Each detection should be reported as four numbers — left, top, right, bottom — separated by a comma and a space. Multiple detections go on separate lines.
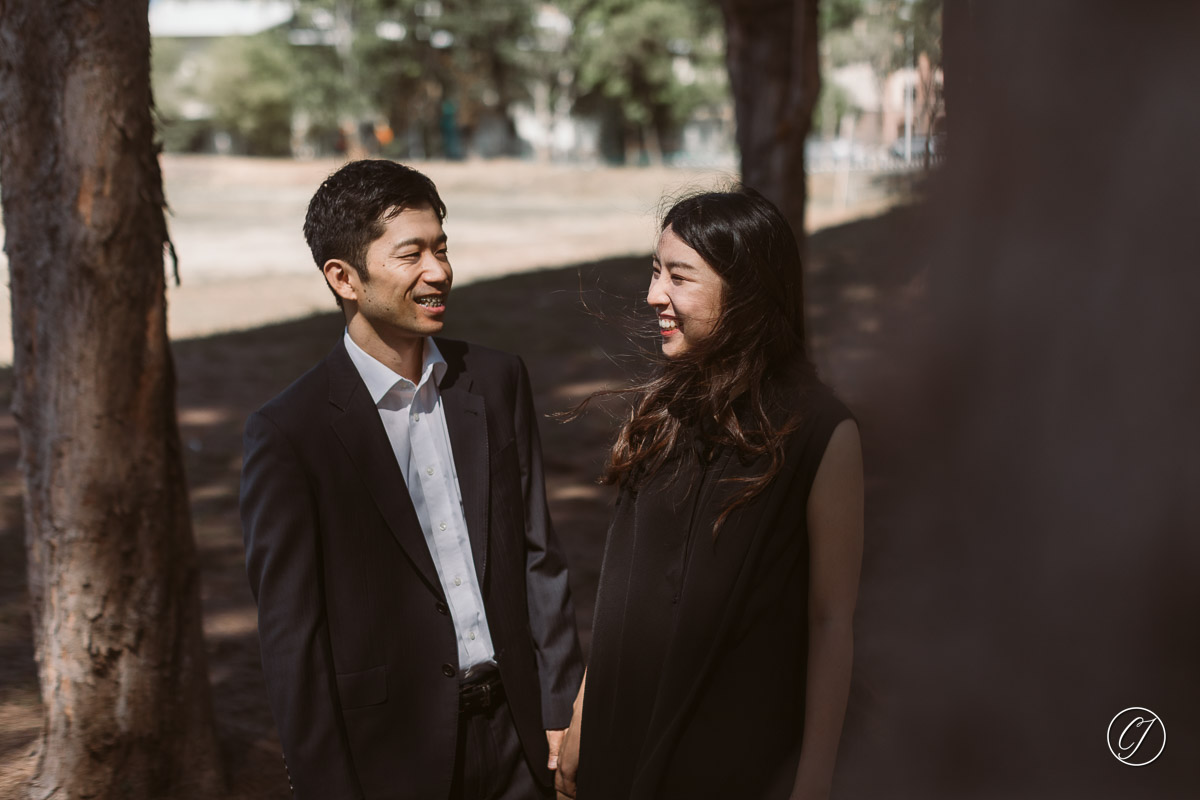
546, 729, 566, 771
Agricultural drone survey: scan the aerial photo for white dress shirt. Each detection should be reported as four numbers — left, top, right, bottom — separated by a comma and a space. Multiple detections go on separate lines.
344, 331, 496, 674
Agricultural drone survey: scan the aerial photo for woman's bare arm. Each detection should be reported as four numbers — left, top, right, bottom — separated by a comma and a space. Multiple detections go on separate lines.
791, 419, 864, 800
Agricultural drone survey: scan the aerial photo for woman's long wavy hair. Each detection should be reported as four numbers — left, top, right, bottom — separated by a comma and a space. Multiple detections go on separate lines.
603, 187, 818, 533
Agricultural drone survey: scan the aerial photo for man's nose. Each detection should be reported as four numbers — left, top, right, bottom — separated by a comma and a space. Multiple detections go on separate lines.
422, 252, 451, 284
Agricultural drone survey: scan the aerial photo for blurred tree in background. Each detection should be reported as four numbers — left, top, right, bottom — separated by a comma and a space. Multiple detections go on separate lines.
287, 0, 541, 158
208, 33, 296, 155
823, 0, 941, 72
718, 0, 821, 244
152, 0, 729, 163
569, 0, 727, 165
152, 30, 298, 155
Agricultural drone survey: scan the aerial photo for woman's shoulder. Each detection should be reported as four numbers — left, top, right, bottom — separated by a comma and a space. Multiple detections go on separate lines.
774, 378, 858, 492
765, 361, 855, 431
801, 380, 855, 428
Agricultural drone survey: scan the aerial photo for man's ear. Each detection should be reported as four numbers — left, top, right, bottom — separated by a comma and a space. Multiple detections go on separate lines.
323, 259, 359, 303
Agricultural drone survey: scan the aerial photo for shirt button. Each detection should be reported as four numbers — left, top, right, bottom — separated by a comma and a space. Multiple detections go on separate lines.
412, 413, 421, 422
454, 576, 462, 586
426, 466, 435, 476
469, 631, 476, 641
439, 521, 447, 531
441, 663, 456, 678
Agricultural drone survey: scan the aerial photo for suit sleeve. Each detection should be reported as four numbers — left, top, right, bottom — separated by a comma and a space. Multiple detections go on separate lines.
240, 410, 363, 800
513, 357, 585, 729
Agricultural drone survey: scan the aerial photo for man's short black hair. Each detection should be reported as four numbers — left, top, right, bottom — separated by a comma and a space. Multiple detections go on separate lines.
304, 159, 447, 306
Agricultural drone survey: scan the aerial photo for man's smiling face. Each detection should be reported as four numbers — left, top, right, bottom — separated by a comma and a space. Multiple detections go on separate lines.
350, 204, 452, 344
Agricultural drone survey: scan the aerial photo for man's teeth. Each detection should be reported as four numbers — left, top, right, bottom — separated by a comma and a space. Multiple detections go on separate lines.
416, 296, 443, 307
658, 318, 677, 330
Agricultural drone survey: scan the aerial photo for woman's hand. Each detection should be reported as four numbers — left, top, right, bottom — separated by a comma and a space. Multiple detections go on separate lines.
555, 671, 586, 799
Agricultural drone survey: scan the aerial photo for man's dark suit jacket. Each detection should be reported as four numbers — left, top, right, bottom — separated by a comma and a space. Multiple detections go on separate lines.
240, 336, 584, 800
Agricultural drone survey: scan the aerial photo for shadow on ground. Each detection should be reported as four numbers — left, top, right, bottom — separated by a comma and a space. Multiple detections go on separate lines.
0, 205, 928, 796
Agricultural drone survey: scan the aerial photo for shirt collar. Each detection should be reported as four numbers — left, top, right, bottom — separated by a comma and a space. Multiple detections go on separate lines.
343, 330, 447, 405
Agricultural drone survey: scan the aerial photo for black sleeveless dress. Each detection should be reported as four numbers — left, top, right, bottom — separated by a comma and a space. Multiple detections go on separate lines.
578, 381, 853, 800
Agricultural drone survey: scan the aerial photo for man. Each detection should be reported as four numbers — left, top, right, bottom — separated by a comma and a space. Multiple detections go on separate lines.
240, 159, 584, 800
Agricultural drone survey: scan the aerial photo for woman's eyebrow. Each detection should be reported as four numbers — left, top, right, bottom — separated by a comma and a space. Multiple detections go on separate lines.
651, 254, 697, 271
663, 260, 697, 271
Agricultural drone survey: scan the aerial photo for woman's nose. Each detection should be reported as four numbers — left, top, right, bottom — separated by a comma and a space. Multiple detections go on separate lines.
647, 274, 668, 307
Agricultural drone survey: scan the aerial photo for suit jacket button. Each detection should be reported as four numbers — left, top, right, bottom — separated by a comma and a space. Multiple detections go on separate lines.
441, 663, 456, 677
435, 601, 449, 615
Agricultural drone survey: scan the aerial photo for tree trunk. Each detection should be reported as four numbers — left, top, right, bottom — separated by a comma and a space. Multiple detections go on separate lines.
718, 0, 821, 243
642, 121, 664, 166
623, 123, 641, 165
940, 0, 977, 157
0, 2, 223, 798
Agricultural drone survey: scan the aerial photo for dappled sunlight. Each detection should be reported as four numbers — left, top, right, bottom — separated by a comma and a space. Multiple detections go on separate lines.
178, 407, 237, 427
840, 283, 878, 303
203, 608, 259, 641
549, 483, 608, 503
550, 379, 624, 401
190, 483, 237, 504
857, 317, 881, 334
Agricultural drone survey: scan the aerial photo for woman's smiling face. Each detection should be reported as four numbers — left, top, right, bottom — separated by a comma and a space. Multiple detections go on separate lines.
648, 225, 725, 357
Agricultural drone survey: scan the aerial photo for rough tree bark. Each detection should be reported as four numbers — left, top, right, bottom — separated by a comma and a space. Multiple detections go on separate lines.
718, 0, 821, 244
0, 2, 223, 797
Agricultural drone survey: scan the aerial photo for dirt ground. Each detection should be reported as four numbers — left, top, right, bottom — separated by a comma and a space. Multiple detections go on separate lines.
0, 157, 927, 796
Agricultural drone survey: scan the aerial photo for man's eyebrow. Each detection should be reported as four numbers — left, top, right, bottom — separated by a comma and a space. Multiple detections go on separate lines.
389, 233, 448, 252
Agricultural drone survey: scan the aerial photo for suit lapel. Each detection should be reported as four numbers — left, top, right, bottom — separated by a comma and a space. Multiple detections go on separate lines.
437, 341, 490, 585
326, 341, 444, 598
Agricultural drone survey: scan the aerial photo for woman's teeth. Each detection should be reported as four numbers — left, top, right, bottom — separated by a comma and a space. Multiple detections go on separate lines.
658, 318, 677, 330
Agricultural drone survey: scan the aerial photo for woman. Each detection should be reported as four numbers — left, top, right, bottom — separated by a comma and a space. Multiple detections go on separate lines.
556, 188, 863, 800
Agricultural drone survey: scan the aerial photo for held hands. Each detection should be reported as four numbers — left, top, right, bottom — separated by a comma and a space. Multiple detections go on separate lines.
553, 707, 582, 799
546, 729, 565, 770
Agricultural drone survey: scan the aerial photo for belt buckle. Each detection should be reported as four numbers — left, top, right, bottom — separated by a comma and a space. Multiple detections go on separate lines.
459, 672, 497, 716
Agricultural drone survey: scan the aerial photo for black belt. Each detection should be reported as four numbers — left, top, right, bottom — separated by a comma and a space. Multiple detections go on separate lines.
458, 669, 504, 717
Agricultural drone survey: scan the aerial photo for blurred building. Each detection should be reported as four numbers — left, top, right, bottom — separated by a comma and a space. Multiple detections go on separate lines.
822, 57, 943, 158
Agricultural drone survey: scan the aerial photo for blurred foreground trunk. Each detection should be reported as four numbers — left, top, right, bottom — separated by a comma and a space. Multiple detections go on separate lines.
0, 2, 223, 797
835, 2, 1200, 797
718, 0, 821, 243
